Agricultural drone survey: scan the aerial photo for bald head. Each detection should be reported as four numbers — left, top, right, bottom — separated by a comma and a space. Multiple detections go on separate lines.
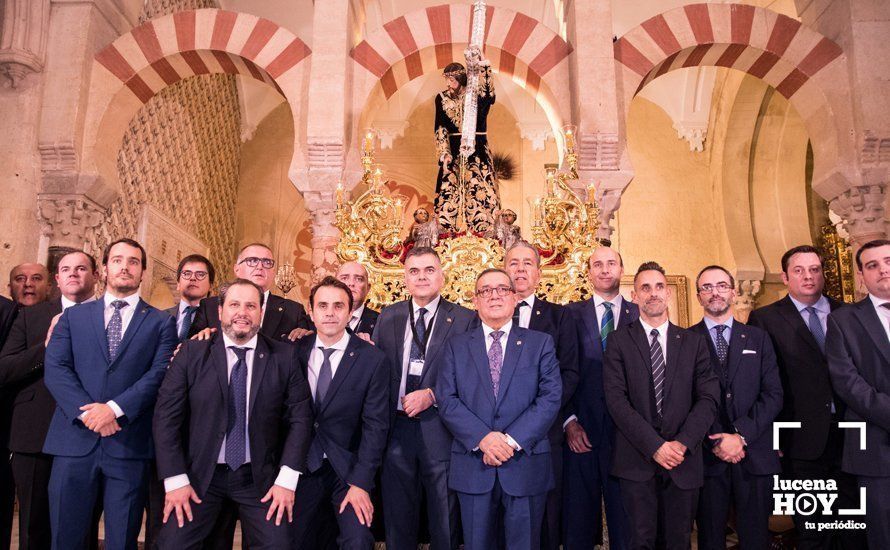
9, 263, 50, 306
588, 247, 624, 298
336, 261, 370, 311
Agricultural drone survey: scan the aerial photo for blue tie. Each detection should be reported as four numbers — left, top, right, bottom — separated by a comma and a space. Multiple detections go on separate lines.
106, 300, 128, 360
178, 305, 197, 342
600, 302, 614, 350
225, 347, 249, 470
806, 306, 826, 352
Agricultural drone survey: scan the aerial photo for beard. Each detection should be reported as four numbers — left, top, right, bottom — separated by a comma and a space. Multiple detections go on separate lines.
705, 298, 731, 317
222, 318, 260, 341
642, 299, 667, 318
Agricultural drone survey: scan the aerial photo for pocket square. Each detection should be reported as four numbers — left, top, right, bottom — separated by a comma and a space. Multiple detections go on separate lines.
742, 349, 757, 355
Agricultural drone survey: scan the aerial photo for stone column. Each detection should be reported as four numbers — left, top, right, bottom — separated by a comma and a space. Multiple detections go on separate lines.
36, 193, 106, 262
304, 192, 340, 283
733, 280, 762, 323
828, 179, 887, 251
0, 0, 50, 87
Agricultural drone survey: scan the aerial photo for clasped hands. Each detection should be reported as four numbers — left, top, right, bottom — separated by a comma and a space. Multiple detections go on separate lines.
479, 431, 516, 467
709, 433, 746, 463
79, 403, 120, 437
653, 440, 687, 470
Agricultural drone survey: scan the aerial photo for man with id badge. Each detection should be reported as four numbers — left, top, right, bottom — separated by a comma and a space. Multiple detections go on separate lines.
372, 246, 476, 550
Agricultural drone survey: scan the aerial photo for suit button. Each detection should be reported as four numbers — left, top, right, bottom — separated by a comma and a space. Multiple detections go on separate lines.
726, 392, 732, 400
314, 422, 319, 429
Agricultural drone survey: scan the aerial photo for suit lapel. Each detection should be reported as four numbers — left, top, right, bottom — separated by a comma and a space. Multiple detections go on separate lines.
112, 299, 149, 363
320, 336, 359, 415
495, 327, 525, 407
528, 297, 546, 331
853, 299, 890, 366
469, 328, 496, 408
262, 294, 284, 337
211, 335, 230, 403
90, 300, 112, 364
391, 301, 409, 370
619, 298, 636, 327
421, 300, 455, 383
248, 337, 270, 417
777, 295, 823, 356
726, 323, 746, 384
663, 324, 682, 403
579, 298, 601, 345
629, 321, 652, 368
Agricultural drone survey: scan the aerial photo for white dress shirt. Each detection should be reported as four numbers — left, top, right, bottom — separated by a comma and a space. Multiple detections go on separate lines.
164, 332, 300, 493
868, 294, 890, 343
261, 290, 271, 326
593, 293, 624, 327
86, 292, 142, 420
307, 331, 351, 398
789, 294, 830, 335
349, 304, 366, 332
479, 320, 522, 451
176, 299, 197, 335
515, 295, 535, 329
61, 295, 96, 311
398, 296, 441, 409
639, 317, 669, 363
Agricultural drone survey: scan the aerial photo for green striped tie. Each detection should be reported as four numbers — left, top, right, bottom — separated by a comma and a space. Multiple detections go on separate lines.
601, 302, 614, 350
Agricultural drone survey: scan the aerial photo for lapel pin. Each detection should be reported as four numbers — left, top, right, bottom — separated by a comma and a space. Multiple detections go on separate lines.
278, 307, 283, 312
517, 340, 522, 345
259, 353, 265, 359
447, 317, 452, 323
536, 310, 541, 316
741, 334, 746, 338
349, 352, 355, 357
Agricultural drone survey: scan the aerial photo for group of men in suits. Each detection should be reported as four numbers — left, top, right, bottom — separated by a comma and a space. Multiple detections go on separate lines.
2, 234, 890, 550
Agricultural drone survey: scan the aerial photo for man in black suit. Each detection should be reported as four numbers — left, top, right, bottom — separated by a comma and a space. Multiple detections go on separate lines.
603, 261, 719, 549
690, 265, 783, 550
503, 241, 579, 550
337, 261, 379, 337
748, 245, 863, 549
826, 239, 890, 549
373, 247, 475, 550
292, 276, 390, 549
166, 254, 215, 342
0, 251, 98, 550
153, 278, 313, 548
190, 243, 312, 341
563, 247, 636, 550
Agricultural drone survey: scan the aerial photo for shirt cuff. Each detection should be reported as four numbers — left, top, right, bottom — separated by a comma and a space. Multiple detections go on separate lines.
164, 474, 191, 493
505, 434, 522, 451
274, 466, 301, 491
563, 415, 578, 430
107, 400, 124, 418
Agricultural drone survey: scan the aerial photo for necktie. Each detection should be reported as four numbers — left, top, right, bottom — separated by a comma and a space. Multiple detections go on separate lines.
805, 306, 826, 352
489, 330, 504, 397
600, 302, 614, 350
650, 329, 665, 417
512, 301, 529, 327
225, 347, 249, 471
406, 308, 427, 394
881, 303, 890, 337
315, 347, 336, 409
714, 325, 729, 366
178, 305, 197, 342
106, 300, 128, 360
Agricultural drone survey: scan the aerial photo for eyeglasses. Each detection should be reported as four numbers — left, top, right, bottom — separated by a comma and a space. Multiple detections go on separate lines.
180, 270, 209, 281
476, 286, 514, 298
698, 282, 733, 294
239, 257, 275, 269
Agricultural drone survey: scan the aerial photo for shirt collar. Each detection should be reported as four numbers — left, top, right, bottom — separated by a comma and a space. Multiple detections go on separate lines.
263, 290, 271, 307
352, 303, 365, 321
221, 332, 258, 351
103, 292, 140, 310
482, 319, 513, 339
61, 295, 95, 311
704, 316, 734, 332
789, 294, 829, 314
518, 294, 536, 309
639, 317, 669, 336
411, 295, 441, 315
313, 331, 351, 351
593, 293, 622, 310
179, 299, 197, 314
868, 293, 890, 310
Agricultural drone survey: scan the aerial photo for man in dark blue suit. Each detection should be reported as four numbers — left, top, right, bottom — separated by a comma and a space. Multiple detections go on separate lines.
563, 247, 636, 550
438, 268, 562, 549
827, 239, 890, 549
337, 261, 379, 337
374, 247, 475, 550
292, 276, 390, 550
690, 266, 783, 550
43, 238, 178, 550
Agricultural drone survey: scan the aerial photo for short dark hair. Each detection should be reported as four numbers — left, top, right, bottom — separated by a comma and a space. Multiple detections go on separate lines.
855, 239, 890, 270
309, 275, 354, 311
58, 250, 97, 273
695, 265, 735, 291
781, 245, 824, 273
177, 254, 215, 284
103, 238, 147, 269
237, 242, 273, 260
475, 268, 515, 291
443, 62, 467, 87
633, 261, 666, 283
218, 278, 265, 308
405, 246, 440, 263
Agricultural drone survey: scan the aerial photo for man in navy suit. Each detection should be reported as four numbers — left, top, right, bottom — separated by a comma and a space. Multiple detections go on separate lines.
690, 266, 783, 550
603, 261, 719, 549
438, 268, 562, 549
292, 276, 390, 549
827, 239, 890, 549
165, 254, 215, 342
374, 247, 476, 550
336, 262, 379, 337
43, 238, 178, 550
563, 247, 636, 550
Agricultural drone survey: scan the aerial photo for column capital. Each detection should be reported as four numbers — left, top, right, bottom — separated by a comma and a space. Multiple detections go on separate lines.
37, 192, 107, 250
733, 279, 762, 323
829, 181, 887, 246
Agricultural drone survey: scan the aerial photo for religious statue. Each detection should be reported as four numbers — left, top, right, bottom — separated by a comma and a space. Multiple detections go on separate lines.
432, 44, 500, 234
485, 208, 522, 249
408, 207, 439, 248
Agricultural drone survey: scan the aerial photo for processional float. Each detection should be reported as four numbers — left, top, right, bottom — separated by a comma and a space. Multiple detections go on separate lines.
335, 0, 603, 309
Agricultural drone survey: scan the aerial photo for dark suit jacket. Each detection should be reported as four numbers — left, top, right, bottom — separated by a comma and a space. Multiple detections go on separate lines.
566, 296, 639, 448
438, 325, 562, 497
351, 305, 379, 335
372, 298, 476, 460
826, 298, 890, 477
0, 295, 19, 450
43, 298, 178, 459
0, 298, 63, 453
190, 293, 312, 341
748, 294, 843, 460
296, 335, 390, 491
603, 321, 719, 490
153, 333, 313, 498
689, 320, 783, 476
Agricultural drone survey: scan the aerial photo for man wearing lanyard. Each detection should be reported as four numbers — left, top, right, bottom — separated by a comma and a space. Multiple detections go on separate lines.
372, 247, 475, 550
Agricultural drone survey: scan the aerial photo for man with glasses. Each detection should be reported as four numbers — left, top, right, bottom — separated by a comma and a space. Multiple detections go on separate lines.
190, 243, 312, 341
166, 254, 215, 343
373, 247, 475, 550
438, 268, 561, 549
689, 265, 782, 550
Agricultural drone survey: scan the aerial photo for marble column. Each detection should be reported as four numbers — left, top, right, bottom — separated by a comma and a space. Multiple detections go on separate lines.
304, 192, 340, 283
829, 179, 887, 251
36, 192, 107, 269
733, 279, 762, 323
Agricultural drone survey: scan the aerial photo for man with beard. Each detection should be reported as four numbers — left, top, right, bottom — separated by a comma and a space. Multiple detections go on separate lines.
502, 241, 579, 550
603, 261, 719, 549
0, 251, 98, 550
43, 238, 178, 550
337, 262, 378, 337
826, 239, 890, 549
167, 254, 215, 342
563, 247, 636, 550
689, 266, 782, 550
154, 279, 312, 548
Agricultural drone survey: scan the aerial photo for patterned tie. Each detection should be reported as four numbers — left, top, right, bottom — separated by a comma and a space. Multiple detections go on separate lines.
714, 324, 729, 366
106, 300, 128, 360
512, 301, 528, 327
406, 308, 427, 394
489, 330, 504, 397
805, 306, 826, 352
315, 347, 336, 409
600, 302, 614, 350
225, 347, 249, 471
178, 305, 197, 342
650, 329, 665, 417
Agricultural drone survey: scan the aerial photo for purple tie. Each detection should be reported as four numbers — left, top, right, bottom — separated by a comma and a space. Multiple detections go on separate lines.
488, 330, 504, 397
